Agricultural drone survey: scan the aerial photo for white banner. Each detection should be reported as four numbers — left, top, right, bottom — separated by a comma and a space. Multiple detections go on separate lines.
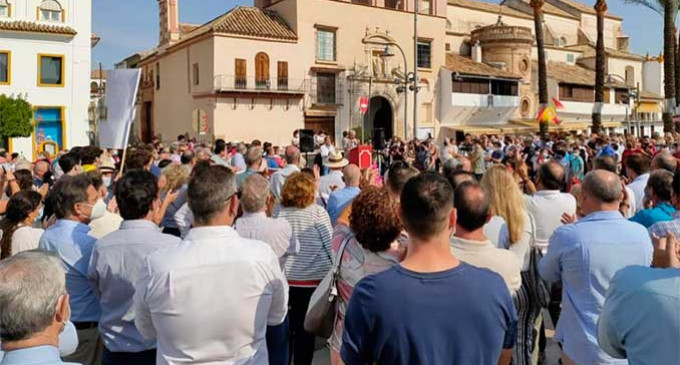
98, 69, 141, 149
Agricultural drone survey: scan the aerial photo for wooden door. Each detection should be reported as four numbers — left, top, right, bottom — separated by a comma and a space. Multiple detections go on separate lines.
277, 61, 288, 90
255, 52, 270, 89
235, 58, 246, 89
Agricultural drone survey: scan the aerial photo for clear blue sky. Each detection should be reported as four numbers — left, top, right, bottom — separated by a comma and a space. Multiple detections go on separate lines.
92, 0, 665, 69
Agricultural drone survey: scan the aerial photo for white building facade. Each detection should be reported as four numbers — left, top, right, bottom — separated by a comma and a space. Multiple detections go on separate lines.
0, 0, 91, 159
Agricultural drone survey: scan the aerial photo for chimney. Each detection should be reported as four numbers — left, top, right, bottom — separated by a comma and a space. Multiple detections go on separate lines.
159, 0, 180, 47
471, 41, 483, 63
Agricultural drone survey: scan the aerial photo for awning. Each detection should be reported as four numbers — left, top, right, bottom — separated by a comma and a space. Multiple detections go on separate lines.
440, 124, 533, 135
510, 119, 591, 131
636, 103, 662, 114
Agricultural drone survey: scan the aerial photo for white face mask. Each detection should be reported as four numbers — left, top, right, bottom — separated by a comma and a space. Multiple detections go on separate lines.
88, 199, 107, 220
103, 176, 113, 188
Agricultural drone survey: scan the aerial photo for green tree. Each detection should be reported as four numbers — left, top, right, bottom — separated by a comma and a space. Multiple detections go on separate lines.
0, 95, 33, 148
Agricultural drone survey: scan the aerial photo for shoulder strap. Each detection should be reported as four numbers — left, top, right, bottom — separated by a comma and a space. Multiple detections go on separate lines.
527, 212, 537, 248
332, 232, 354, 279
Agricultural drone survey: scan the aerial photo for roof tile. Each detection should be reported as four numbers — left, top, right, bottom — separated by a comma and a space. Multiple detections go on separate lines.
445, 53, 522, 79
0, 20, 77, 36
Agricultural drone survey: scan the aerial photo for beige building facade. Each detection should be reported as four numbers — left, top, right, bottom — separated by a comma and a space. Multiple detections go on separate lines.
135, 0, 447, 146
130, 0, 656, 144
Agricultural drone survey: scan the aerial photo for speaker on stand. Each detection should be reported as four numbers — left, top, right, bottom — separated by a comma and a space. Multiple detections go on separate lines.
299, 129, 315, 167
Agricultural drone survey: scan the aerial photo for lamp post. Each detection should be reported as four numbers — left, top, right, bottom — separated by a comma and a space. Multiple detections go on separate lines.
606, 74, 638, 136
381, 44, 410, 140
413, 0, 419, 140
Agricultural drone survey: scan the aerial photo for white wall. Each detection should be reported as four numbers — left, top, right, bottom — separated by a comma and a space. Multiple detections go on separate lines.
643, 60, 663, 97
451, 93, 520, 107
0, 0, 91, 158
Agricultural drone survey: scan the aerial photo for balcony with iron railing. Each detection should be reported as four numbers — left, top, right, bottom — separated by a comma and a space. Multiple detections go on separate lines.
213, 75, 306, 94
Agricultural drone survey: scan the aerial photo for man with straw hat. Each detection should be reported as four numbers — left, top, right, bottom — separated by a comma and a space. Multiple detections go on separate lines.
319, 151, 349, 204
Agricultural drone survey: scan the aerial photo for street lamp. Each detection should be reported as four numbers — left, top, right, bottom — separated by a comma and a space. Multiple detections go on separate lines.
606, 74, 638, 136
365, 38, 411, 139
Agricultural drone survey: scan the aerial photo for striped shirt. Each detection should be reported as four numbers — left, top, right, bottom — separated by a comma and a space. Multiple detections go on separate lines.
649, 211, 680, 238
275, 204, 333, 286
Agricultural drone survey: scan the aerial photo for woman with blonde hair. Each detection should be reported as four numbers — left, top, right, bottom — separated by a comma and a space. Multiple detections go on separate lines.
159, 164, 190, 237
481, 164, 541, 365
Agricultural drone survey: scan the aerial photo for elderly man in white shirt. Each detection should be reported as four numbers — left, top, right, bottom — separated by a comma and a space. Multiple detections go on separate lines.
523, 161, 577, 253
236, 174, 299, 269
625, 153, 651, 213
271, 146, 302, 202
319, 151, 348, 203
449, 181, 522, 293
134, 165, 288, 365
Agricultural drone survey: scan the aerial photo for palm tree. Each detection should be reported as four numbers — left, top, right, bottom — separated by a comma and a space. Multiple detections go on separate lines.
663, 0, 677, 133
592, 0, 607, 135
531, 0, 549, 138
625, 0, 677, 132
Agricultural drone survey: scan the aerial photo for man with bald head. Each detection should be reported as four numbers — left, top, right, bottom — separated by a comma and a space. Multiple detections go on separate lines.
326, 164, 361, 225
539, 170, 653, 365
271, 145, 301, 201
524, 161, 577, 252
449, 181, 521, 293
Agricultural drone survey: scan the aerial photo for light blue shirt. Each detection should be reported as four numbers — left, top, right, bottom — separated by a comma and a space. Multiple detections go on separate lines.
39, 220, 101, 322
231, 153, 246, 171
0, 345, 80, 365
0, 322, 78, 362
598, 266, 680, 365
539, 210, 653, 365
88, 220, 181, 353
326, 187, 361, 226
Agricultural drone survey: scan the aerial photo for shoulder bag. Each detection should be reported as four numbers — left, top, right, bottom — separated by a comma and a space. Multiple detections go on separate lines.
304, 232, 353, 338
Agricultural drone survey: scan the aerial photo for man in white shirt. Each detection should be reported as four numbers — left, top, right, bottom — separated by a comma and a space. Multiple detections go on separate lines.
319, 151, 348, 203
271, 146, 301, 201
236, 173, 299, 269
450, 181, 521, 293
134, 165, 288, 365
89, 170, 181, 365
625, 153, 651, 213
524, 161, 577, 252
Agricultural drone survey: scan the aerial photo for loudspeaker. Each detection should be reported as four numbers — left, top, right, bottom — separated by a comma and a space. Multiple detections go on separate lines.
299, 129, 315, 153
372, 128, 385, 150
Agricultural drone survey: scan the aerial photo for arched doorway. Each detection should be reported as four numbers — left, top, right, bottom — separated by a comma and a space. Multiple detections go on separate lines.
363, 96, 393, 141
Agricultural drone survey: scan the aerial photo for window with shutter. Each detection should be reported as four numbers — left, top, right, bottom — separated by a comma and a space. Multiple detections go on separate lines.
255, 52, 270, 89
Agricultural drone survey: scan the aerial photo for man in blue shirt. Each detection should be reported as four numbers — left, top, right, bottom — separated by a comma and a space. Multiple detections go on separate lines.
39, 174, 106, 365
341, 173, 517, 365
0, 251, 80, 365
630, 170, 675, 228
326, 164, 361, 225
598, 263, 680, 365
539, 170, 653, 365
89, 170, 181, 365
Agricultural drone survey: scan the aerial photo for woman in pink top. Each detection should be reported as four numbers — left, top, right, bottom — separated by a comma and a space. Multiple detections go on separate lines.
330, 187, 406, 365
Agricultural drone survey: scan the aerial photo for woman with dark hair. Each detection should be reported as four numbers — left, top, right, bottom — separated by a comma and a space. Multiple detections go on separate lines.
0, 191, 44, 259
329, 186, 405, 365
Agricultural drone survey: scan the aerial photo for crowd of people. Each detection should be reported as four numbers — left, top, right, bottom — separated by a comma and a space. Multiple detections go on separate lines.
0, 129, 679, 365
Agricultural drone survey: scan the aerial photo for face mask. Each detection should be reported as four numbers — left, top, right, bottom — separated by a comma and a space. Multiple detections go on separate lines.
88, 199, 107, 220
103, 177, 113, 188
